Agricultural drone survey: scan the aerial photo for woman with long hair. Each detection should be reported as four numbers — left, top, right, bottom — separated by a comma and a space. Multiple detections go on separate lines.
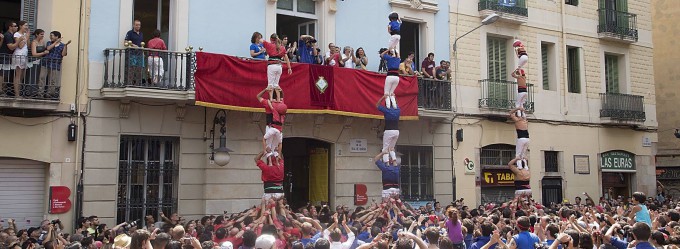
261, 33, 292, 90
355, 47, 368, 70
441, 207, 465, 249
12, 21, 29, 98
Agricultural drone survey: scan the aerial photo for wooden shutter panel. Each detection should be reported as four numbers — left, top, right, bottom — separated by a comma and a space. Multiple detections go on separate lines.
541, 44, 549, 90
21, 0, 38, 31
605, 55, 619, 93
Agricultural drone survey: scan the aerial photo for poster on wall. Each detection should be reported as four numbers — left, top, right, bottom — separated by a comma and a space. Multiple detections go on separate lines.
574, 155, 590, 174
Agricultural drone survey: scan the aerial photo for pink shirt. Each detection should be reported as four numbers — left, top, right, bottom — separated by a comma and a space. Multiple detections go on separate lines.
147, 37, 167, 56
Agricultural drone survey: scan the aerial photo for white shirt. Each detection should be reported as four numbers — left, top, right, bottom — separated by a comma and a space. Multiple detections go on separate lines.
342, 54, 355, 68
323, 230, 355, 249
13, 32, 27, 56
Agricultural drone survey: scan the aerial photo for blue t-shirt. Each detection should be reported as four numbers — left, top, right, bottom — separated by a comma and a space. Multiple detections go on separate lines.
389, 21, 401, 33
512, 231, 540, 249
382, 54, 401, 71
297, 39, 315, 64
301, 232, 322, 247
378, 106, 400, 121
375, 160, 399, 185
250, 43, 265, 59
470, 236, 503, 249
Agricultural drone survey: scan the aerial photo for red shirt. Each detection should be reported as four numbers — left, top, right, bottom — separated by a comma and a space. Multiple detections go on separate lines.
263, 40, 286, 58
326, 53, 340, 67
421, 58, 435, 77
256, 159, 284, 183
147, 37, 167, 56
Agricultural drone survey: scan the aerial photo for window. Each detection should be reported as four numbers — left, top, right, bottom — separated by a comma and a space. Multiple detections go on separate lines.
567, 47, 581, 93
480, 144, 515, 166
541, 44, 550, 90
605, 54, 620, 93
134, 0, 170, 46
278, 0, 315, 14
487, 37, 507, 81
117, 136, 179, 224
397, 146, 433, 201
542, 178, 563, 206
544, 151, 559, 172
566, 0, 578, 6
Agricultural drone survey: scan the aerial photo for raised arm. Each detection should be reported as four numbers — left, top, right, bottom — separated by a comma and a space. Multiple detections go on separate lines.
376, 96, 387, 108
256, 88, 269, 102
254, 151, 264, 163
508, 158, 520, 174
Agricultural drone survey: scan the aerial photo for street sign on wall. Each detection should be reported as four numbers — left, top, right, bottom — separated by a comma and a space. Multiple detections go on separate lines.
600, 150, 636, 172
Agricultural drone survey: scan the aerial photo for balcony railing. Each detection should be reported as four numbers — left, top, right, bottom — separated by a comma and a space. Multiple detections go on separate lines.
0, 53, 62, 101
479, 0, 528, 17
103, 48, 195, 90
598, 9, 638, 42
478, 79, 534, 113
599, 93, 645, 122
418, 77, 451, 111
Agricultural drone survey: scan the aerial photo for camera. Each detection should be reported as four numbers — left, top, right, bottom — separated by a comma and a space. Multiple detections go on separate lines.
51, 219, 60, 225
124, 219, 140, 230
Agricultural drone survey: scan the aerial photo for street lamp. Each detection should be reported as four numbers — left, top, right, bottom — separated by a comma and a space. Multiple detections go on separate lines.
452, 13, 500, 51
210, 109, 233, 166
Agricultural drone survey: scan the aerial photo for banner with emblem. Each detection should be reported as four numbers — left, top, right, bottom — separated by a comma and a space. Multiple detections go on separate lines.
194, 52, 419, 120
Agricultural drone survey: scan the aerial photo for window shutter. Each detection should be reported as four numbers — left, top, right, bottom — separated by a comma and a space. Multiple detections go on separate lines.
617, 0, 629, 32
541, 44, 549, 90
487, 37, 508, 101
21, 0, 38, 31
605, 55, 619, 93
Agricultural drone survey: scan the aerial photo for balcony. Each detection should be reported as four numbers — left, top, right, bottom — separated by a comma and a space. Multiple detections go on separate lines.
101, 48, 195, 102
599, 93, 645, 122
598, 9, 638, 43
478, 79, 534, 114
418, 77, 453, 118
479, 0, 528, 24
0, 53, 61, 111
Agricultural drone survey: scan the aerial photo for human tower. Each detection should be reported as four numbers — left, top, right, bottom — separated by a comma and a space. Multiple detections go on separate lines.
251, 12, 533, 201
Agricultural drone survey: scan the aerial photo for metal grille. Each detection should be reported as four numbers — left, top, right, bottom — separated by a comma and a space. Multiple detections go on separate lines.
117, 136, 179, 225
541, 44, 549, 90
544, 151, 559, 172
541, 178, 563, 206
480, 144, 516, 167
418, 78, 451, 111
396, 145, 434, 201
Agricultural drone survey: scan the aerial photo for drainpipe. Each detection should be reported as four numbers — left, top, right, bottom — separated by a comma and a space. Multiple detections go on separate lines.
561, 1, 569, 115
73, 0, 87, 230
450, 115, 456, 200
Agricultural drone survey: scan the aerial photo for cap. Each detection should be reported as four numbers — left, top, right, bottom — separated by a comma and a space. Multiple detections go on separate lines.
513, 40, 523, 47
114, 234, 132, 248
220, 241, 234, 249
255, 235, 276, 249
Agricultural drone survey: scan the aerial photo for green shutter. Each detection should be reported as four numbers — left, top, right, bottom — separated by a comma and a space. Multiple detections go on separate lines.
617, 0, 629, 33
487, 37, 508, 103
605, 55, 619, 93
567, 47, 581, 93
541, 44, 549, 90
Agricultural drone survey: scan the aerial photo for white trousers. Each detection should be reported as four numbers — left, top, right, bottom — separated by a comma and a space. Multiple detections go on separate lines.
384, 75, 400, 108
382, 188, 400, 198
388, 35, 401, 51
147, 56, 164, 84
382, 130, 400, 162
267, 64, 282, 89
515, 189, 532, 197
264, 127, 283, 157
517, 55, 528, 69
516, 137, 530, 160
516, 92, 528, 109
263, 193, 284, 201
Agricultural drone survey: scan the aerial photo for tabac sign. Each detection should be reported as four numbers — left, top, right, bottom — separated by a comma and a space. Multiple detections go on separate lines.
600, 150, 636, 172
481, 169, 515, 187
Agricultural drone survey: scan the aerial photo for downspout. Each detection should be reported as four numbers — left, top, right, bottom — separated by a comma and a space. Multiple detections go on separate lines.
561, 0, 569, 115
73, 0, 87, 230
450, 115, 456, 200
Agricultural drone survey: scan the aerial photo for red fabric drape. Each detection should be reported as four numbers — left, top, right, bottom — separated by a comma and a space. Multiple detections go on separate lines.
194, 52, 419, 120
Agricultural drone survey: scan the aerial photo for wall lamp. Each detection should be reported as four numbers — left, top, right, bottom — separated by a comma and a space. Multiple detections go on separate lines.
452, 13, 500, 51
210, 109, 234, 166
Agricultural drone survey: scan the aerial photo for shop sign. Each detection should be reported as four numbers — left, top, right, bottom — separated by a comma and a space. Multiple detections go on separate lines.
600, 150, 636, 172
49, 186, 72, 214
481, 169, 515, 187
657, 167, 680, 180
464, 158, 475, 175
354, 184, 368, 205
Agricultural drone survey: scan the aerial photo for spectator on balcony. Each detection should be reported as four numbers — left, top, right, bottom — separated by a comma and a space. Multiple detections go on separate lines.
31, 29, 47, 58
354, 47, 367, 70
250, 32, 266, 60
421, 53, 435, 79
406, 52, 416, 73
1, 21, 18, 95
325, 46, 340, 67
124, 20, 144, 85
283, 36, 298, 63
39, 31, 69, 98
315, 48, 323, 65
435, 60, 451, 81
324, 43, 335, 61
146, 29, 167, 85
341, 46, 355, 69
398, 56, 415, 76
297, 35, 318, 64
12, 20, 29, 98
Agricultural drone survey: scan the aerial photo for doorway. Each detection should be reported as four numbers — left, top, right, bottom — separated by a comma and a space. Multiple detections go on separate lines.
602, 172, 631, 199
282, 138, 331, 211
133, 0, 170, 47
400, 21, 421, 69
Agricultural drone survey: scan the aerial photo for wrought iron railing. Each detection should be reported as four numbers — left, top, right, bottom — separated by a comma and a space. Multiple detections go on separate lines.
0, 53, 62, 100
478, 0, 528, 17
478, 79, 534, 112
418, 77, 452, 111
599, 92, 645, 121
103, 48, 195, 90
598, 9, 638, 42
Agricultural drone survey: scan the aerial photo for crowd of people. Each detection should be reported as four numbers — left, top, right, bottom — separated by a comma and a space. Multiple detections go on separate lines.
2, 190, 679, 249
0, 20, 70, 98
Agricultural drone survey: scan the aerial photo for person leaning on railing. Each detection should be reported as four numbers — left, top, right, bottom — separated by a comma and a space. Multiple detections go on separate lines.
38, 31, 70, 98
123, 20, 145, 85
0, 21, 18, 94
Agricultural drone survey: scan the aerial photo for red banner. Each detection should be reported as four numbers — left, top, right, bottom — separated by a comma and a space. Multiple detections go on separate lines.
194, 52, 419, 120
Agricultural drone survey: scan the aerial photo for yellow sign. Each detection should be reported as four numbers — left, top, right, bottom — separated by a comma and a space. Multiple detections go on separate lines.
481, 170, 515, 186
